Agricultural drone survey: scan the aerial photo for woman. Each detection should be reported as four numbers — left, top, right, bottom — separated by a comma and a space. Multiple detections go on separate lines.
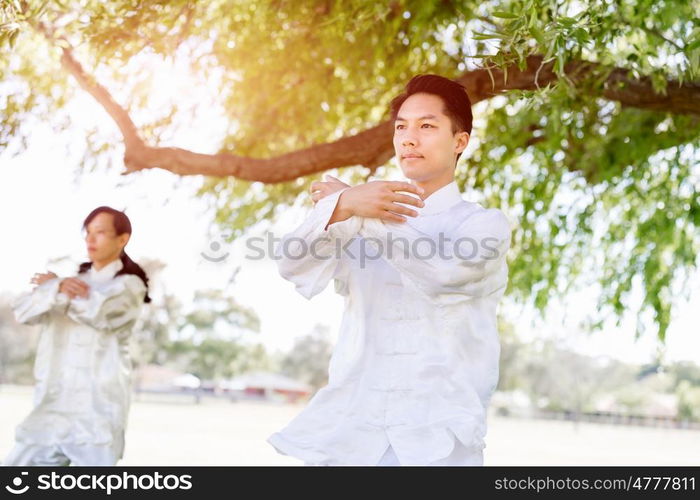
4, 206, 150, 466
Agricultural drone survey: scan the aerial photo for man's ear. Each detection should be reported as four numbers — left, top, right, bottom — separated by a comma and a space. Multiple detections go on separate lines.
455, 131, 470, 154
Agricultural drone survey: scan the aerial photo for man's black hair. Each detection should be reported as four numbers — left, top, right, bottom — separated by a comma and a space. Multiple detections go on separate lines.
390, 74, 473, 163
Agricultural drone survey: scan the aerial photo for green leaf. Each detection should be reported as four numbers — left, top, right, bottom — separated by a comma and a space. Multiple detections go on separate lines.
558, 17, 577, 28
472, 31, 503, 40
491, 11, 520, 20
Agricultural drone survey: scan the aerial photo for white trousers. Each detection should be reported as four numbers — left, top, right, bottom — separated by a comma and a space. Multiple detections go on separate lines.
305, 443, 484, 466
377, 443, 483, 466
3, 442, 119, 466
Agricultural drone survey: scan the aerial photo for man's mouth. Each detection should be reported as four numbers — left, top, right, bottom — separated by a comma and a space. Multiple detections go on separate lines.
402, 153, 423, 159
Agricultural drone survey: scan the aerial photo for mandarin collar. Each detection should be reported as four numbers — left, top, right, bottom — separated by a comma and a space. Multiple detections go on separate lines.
89, 258, 124, 281
415, 181, 463, 216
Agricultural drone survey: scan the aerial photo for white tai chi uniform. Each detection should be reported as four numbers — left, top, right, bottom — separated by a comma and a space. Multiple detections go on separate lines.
3, 259, 146, 466
268, 181, 511, 465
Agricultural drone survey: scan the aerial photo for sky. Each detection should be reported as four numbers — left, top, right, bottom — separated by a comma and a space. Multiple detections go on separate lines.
0, 58, 698, 366
0, 114, 346, 356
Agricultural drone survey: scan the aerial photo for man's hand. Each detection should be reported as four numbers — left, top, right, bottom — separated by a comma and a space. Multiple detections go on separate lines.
310, 175, 350, 205
30, 272, 57, 287
329, 181, 425, 225
59, 278, 90, 299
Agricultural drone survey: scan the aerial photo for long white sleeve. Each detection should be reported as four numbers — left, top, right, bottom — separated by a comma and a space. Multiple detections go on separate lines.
359, 208, 511, 304
277, 188, 362, 299
12, 278, 70, 325
67, 275, 146, 334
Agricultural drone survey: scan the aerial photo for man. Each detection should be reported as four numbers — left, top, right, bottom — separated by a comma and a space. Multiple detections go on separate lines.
268, 75, 511, 465
4, 207, 149, 466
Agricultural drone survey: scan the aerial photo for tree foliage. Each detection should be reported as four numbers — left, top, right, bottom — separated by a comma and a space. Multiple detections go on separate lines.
280, 324, 333, 391
1, 0, 699, 340
133, 287, 268, 380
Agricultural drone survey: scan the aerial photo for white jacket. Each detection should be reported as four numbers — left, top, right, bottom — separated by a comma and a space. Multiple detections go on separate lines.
12, 259, 146, 459
268, 181, 511, 465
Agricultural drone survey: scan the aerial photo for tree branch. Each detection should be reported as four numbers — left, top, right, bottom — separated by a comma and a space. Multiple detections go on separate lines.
43, 30, 700, 183
59, 45, 144, 150
641, 25, 684, 52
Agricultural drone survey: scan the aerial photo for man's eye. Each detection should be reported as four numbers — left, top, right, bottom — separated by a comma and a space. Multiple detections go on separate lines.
421, 123, 435, 128
395, 124, 405, 130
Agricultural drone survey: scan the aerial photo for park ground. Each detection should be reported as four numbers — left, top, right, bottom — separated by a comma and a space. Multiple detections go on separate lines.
1, 385, 697, 466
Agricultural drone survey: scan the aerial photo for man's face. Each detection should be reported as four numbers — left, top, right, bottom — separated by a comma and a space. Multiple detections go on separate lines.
84, 212, 129, 263
393, 92, 469, 184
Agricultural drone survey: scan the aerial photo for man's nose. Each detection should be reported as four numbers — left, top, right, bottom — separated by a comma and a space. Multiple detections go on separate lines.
402, 133, 417, 147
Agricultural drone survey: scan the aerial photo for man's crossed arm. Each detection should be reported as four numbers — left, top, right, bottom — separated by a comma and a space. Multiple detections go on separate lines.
310, 175, 425, 225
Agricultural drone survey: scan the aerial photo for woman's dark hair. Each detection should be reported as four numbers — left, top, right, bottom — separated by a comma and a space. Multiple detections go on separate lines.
390, 74, 473, 163
78, 206, 151, 303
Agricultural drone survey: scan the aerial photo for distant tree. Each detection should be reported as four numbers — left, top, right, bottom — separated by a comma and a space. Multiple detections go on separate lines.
676, 380, 700, 421
165, 338, 272, 381
666, 361, 700, 389
0, 295, 39, 385
280, 324, 334, 391
495, 318, 523, 392
509, 338, 637, 413
154, 288, 268, 380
